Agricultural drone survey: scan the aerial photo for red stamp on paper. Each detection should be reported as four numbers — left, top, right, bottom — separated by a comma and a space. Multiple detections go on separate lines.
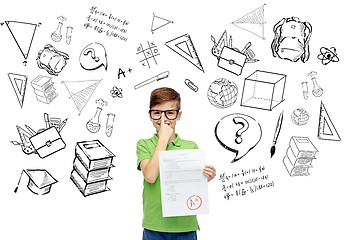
187, 195, 202, 210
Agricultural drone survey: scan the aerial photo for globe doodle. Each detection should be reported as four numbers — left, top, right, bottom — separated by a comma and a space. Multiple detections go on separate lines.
291, 108, 309, 125
207, 78, 238, 108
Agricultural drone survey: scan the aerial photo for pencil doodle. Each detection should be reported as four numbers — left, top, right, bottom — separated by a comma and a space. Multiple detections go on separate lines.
318, 101, 341, 141
3, 20, 40, 65
80, 42, 108, 71
37, 44, 69, 76
291, 108, 309, 126
231, 4, 266, 39
14, 169, 58, 195
51, 16, 66, 42
151, 13, 174, 34
136, 41, 160, 68
134, 71, 170, 90
106, 113, 116, 137
215, 113, 262, 162
283, 136, 318, 177
86, 107, 103, 133
184, 79, 199, 92
166, 34, 204, 72
62, 79, 102, 115
207, 78, 238, 108
110, 86, 123, 98
308, 71, 323, 97
271, 17, 312, 63
7, 73, 28, 108
31, 75, 57, 104
317, 47, 339, 65
70, 140, 115, 197
270, 111, 284, 158
240, 70, 286, 111
301, 82, 309, 100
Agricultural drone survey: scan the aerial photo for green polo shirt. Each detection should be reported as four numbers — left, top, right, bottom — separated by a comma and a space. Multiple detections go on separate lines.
136, 134, 199, 232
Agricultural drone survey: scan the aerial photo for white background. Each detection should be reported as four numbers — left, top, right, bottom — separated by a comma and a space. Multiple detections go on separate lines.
1, 0, 345, 239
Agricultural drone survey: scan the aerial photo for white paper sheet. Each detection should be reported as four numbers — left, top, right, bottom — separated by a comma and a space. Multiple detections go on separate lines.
159, 149, 209, 217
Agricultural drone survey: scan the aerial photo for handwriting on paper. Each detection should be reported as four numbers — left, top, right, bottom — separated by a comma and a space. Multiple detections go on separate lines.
84, 6, 129, 42
219, 165, 274, 199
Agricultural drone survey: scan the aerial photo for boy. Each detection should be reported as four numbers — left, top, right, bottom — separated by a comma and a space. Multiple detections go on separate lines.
136, 87, 216, 240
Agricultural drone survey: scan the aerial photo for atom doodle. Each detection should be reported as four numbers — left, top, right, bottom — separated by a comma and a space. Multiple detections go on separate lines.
317, 47, 339, 65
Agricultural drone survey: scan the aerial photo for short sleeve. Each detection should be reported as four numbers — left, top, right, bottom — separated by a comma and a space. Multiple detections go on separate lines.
136, 139, 152, 171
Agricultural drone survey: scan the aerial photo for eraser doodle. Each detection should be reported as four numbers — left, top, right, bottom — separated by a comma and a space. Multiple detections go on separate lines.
215, 113, 262, 162
79, 42, 108, 71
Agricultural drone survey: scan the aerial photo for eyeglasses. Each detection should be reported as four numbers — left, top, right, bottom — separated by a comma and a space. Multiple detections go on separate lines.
149, 109, 180, 120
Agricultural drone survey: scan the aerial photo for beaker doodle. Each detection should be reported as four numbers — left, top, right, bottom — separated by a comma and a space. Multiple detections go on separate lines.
86, 107, 102, 133
106, 113, 115, 137
308, 71, 323, 97
51, 16, 66, 42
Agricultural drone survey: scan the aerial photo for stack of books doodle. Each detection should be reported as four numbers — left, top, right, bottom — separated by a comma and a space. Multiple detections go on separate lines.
31, 75, 57, 104
283, 136, 318, 176
70, 140, 115, 197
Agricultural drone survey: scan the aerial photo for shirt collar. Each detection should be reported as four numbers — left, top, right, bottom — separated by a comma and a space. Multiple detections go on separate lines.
151, 134, 182, 147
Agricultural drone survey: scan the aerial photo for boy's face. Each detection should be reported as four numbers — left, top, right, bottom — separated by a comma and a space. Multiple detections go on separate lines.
148, 100, 182, 132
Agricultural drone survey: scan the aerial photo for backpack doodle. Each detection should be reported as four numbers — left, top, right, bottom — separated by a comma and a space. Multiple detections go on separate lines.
271, 17, 312, 63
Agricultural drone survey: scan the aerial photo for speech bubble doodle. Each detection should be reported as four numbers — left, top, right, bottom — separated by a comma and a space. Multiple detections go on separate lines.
79, 42, 108, 71
215, 113, 262, 162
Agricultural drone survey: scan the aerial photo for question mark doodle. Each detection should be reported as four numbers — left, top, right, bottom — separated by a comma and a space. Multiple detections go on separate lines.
83, 48, 99, 62
79, 42, 108, 71
233, 117, 249, 144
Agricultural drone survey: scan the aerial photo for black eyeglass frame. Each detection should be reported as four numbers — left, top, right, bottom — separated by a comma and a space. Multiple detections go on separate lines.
149, 109, 180, 120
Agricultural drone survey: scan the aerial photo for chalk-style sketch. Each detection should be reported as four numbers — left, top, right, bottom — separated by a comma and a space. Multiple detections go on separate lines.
301, 82, 309, 100
211, 31, 258, 76
291, 108, 309, 126
31, 75, 57, 104
215, 113, 262, 162
270, 111, 284, 158
317, 47, 339, 65
66, 26, 73, 45
207, 78, 238, 108
11, 126, 36, 155
308, 71, 323, 97
283, 136, 318, 177
62, 79, 102, 115
86, 107, 103, 133
51, 16, 66, 42
165, 34, 204, 72
7, 73, 27, 108
184, 79, 199, 92
80, 42, 108, 71
37, 44, 69, 76
318, 102, 341, 141
136, 41, 160, 68
106, 113, 116, 137
231, 4, 266, 39
3, 21, 40, 65
134, 71, 170, 90
110, 86, 123, 98
14, 169, 58, 195
271, 17, 312, 63
241, 70, 286, 111
71, 140, 115, 197
151, 13, 174, 33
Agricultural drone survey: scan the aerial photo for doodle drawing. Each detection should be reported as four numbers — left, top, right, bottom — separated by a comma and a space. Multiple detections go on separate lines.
184, 79, 199, 92
318, 102, 341, 141
215, 113, 262, 162
7, 73, 27, 108
51, 16, 66, 42
301, 82, 309, 100
308, 71, 323, 97
110, 86, 123, 98
86, 107, 103, 133
4, 21, 39, 65
231, 4, 266, 40
31, 75, 57, 104
271, 17, 312, 63
134, 71, 170, 90
207, 78, 238, 109
151, 13, 174, 34
291, 108, 309, 126
283, 136, 318, 177
106, 113, 116, 137
62, 79, 102, 115
66, 26, 73, 45
14, 169, 58, 195
11, 126, 36, 155
165, 34, 204, 72
80, 42, 108, 71
270, 111, 284, 158
37, 44, 69, 76
136, 41, 160, 68
70, 140, 115, 197
317, 47, 339, 65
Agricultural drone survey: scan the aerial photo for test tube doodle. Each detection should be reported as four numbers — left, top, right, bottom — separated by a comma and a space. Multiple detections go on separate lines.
66, 27, 73, 45
106, 113, 115, 137
301, 82, 309, 100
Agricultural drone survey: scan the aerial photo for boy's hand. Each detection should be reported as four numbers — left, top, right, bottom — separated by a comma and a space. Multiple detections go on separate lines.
157, 112, 174, 143
203, 165, 216, 182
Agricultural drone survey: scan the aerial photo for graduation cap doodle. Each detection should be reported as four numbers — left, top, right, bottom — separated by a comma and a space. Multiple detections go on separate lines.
14, 169, 58, 195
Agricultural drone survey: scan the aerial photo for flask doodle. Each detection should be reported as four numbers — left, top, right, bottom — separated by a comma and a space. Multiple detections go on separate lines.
79, 42, 108, 71
215, 113, 262, 162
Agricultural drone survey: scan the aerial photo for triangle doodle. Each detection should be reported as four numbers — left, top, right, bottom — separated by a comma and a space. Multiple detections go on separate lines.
165, 34, 204, 72
151, 13, 173, 33
8, 73, 28, 108
318, 102, 341, 141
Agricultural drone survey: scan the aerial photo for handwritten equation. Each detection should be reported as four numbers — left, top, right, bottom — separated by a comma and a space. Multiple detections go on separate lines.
84, 6, 129, 42
219, 165, 274, 199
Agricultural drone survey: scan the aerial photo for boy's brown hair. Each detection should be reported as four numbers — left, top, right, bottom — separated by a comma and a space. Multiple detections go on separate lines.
149, 87, 181, 110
